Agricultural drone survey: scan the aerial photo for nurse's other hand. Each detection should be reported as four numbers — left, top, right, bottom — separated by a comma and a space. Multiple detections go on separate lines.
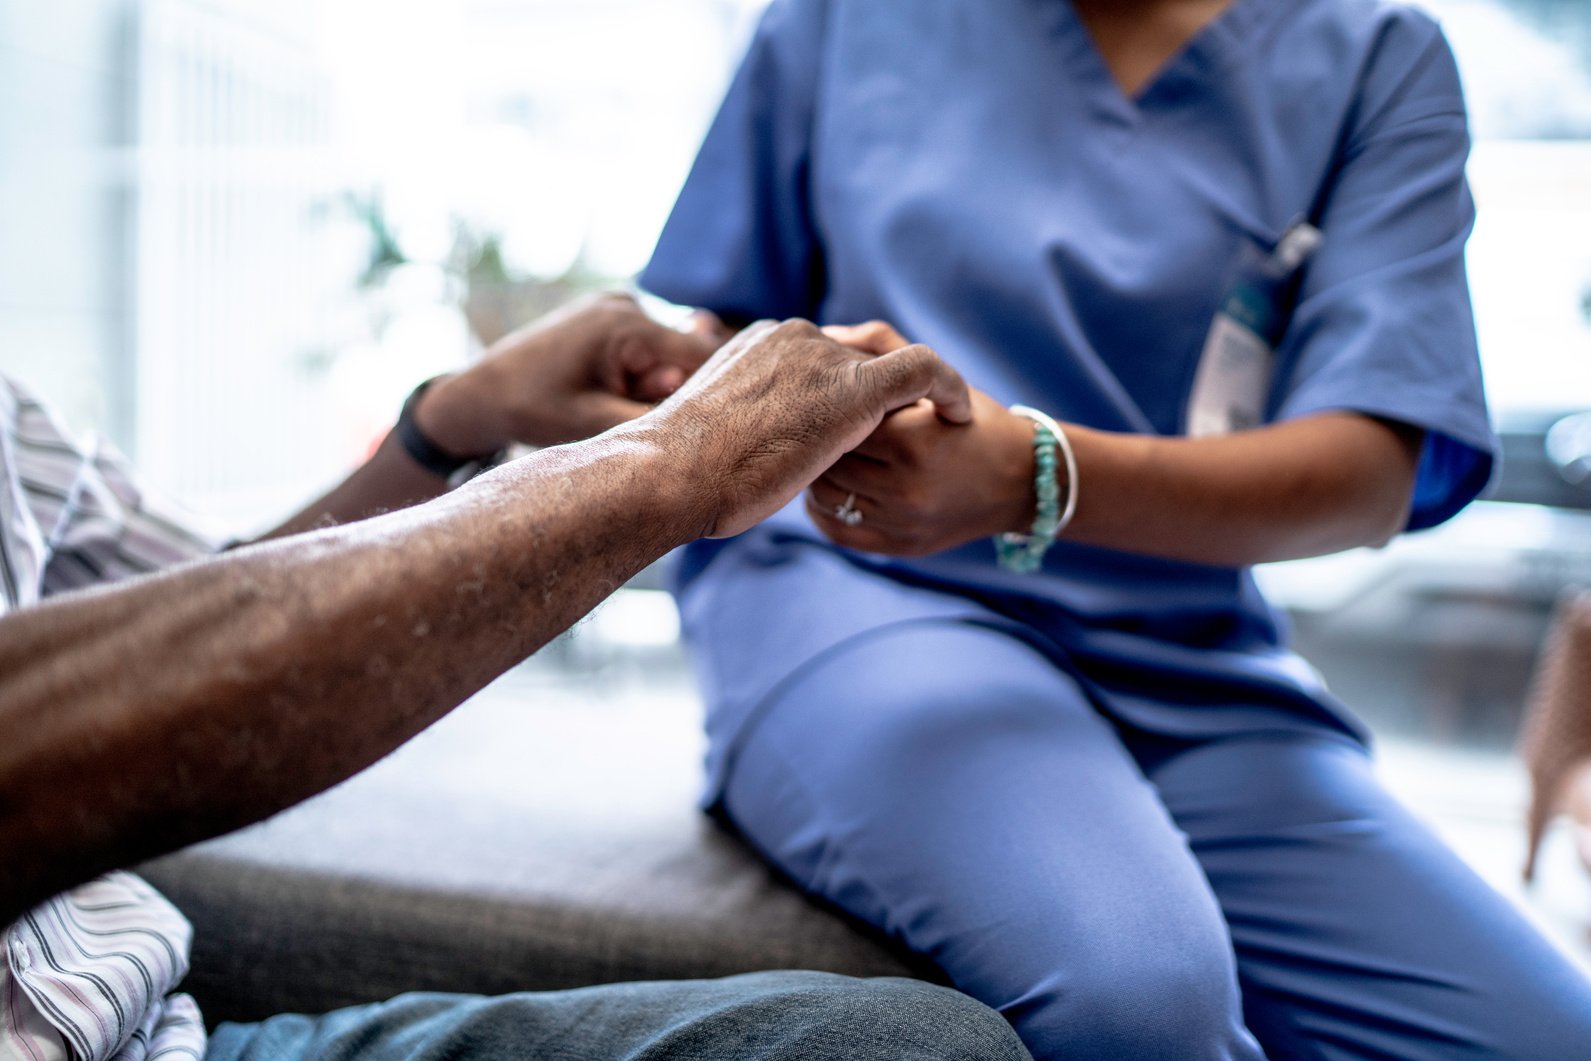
811, 320, 1038, 556
417, 293, 728, 454
645, 319, 972, 539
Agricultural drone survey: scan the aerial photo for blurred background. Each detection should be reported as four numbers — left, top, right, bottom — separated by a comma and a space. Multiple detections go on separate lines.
0, 0, 768, 525
1, 0, 1588, 952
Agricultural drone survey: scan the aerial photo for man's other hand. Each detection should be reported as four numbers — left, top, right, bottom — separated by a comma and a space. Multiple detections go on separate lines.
641, 319, 971, 539
416, 293, 726, 454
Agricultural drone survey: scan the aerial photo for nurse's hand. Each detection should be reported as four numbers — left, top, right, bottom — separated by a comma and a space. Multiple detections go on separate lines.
809, 322, 1041, 556
652, 319, 974, 539
813, 324, 1425, 565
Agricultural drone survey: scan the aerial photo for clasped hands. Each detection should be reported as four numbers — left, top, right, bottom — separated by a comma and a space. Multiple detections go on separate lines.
804, 322, 1038, 556
417, 295, 1036, 553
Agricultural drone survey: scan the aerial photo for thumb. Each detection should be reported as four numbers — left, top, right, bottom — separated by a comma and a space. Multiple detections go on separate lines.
633, 364, 687, 401
640, 324, 718, 379
689, 310, 734, 346
856, 344, 972, 425
614, 323, 717, 401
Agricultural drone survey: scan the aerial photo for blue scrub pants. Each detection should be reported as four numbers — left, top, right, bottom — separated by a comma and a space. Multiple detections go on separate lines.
206, 972, 1032, 1061
720, 622, 1591, 1061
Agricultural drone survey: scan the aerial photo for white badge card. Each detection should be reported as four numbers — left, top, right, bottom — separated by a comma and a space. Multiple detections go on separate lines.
1187, 223, 1322, 437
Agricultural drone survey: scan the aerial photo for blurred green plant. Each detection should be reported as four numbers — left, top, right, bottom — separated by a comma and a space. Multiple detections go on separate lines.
344, 191, 409, 289
338, 190, 617, 346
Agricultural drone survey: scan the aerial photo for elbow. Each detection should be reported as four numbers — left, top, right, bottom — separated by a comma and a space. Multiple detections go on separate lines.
1361, 503, 1409, 550
1352, 463, 1418, 552
1349, 417, 1424, 551
1281, 457, 1416, 561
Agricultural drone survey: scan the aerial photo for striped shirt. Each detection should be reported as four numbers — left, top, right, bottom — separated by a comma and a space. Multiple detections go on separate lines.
1, 376, 217, 1061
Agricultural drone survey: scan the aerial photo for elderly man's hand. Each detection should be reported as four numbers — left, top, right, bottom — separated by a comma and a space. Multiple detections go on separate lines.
640, 319, 971, 539
416, 293, 726, 455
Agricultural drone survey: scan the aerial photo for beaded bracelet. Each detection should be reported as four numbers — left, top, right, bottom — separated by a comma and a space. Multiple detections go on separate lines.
995, 405, 1078, 573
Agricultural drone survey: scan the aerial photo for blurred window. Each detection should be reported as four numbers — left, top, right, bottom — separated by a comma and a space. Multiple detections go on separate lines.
1428, 0, 1591, 415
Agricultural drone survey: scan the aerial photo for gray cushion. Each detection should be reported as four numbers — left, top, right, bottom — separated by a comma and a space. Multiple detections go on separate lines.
138, 679, 937, 1024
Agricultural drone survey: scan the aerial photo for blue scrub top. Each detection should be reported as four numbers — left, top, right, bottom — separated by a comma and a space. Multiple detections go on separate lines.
642, 0, 1497, 783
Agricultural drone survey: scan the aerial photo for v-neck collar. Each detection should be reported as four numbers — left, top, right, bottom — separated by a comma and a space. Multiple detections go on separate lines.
1049, 0, 1271, 127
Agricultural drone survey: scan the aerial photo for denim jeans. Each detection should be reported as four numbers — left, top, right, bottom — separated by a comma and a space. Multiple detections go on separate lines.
205, 970, 1031, 1061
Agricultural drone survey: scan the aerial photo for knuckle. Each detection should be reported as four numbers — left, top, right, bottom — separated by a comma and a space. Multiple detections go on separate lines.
779, 318, 821, 339
741, 319, 779, 344
897, 344, 935, 373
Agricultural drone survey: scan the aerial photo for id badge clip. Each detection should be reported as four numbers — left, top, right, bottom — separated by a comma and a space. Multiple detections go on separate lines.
1186, 221, 1322, 437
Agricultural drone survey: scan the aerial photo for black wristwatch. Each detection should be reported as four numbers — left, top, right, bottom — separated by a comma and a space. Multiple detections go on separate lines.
395, 376, 498, 479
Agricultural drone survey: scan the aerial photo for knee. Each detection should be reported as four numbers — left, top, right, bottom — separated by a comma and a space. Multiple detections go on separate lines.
698, 972, 1032, 1061
1010, 948, 1254, 1061
842, 978, 1033, 1061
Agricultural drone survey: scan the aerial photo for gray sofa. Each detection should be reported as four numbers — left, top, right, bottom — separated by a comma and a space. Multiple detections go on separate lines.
139, 677, 938, 1026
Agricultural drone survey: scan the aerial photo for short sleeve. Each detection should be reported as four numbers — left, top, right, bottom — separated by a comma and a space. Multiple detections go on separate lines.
2, 378, 219, 598
47, 437, 221, 591
640, 0, 827, 321
1273, 12, 1495, 531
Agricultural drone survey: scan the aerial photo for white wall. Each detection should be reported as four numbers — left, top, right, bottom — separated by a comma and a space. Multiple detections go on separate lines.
0, 0, 135, 442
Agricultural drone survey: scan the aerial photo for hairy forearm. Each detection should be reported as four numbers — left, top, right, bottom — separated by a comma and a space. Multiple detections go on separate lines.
1061, 412, 1423, 566
0, 427, 700, 923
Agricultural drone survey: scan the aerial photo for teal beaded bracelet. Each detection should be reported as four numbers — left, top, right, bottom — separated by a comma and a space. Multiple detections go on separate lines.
996, 405, 1078, 573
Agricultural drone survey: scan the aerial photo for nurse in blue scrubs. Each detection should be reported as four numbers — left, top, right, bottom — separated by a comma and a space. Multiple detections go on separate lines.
642, 1, 1591, 1057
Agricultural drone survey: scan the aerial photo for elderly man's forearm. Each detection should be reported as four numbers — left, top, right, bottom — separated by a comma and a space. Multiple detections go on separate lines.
0, 315, 973, 922
0, 429, 701, 924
